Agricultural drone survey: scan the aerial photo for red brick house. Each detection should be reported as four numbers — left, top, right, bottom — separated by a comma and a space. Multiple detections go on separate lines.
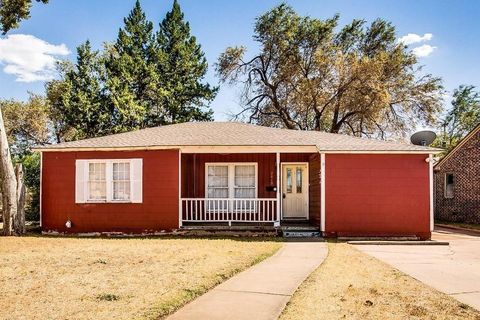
35, 122, 440, 239
434, 124, 480, 224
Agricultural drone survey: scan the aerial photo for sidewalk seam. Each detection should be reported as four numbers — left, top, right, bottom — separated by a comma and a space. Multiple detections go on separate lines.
450, 290, 480, 295
215, 288, 292, 297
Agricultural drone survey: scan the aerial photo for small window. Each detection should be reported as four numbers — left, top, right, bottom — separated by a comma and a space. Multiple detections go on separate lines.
113, 162, 131, 201
286, 168, 293, 193
88, 163, 106, 200
234, 165, 256, 198
445, 173, 454, 198
207, 165, 229, 198
296, 167, 303, 193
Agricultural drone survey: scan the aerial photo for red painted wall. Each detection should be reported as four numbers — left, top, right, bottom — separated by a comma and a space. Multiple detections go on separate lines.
325, 154, 430, 239
41, 150, 179, 233
308, 154, 321, 226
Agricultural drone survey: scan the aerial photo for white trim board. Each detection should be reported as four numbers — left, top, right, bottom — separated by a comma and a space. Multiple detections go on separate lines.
35, 145, 440, 154
429, 154, 434, 231
276, 152, 280, 224
320, 153, 326, 232
178, 149, 182, 228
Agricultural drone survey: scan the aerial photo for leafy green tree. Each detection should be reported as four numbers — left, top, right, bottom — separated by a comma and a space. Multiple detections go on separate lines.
154, 0, 217, 124
1, 93, 51, 156
0, 95, 53, 222
434, 85, 480, 151
18, 152, 40, 221
217, 4, 443, 139
0, 0, 48, 34
52, 41, 112, 139
105, 0, 159, 132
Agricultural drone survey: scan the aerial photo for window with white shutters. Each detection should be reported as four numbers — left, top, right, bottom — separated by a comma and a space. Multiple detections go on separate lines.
75, 159, 142, 203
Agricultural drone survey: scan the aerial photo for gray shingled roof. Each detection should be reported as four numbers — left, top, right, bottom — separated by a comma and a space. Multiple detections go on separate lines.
36, 121, 441, 152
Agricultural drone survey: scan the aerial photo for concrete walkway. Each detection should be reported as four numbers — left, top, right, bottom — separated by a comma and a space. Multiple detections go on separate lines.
168, 241, 328, 320
356, 229, 480, 310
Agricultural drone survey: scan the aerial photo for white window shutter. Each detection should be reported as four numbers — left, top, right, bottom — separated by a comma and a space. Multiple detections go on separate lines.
75, 160, 87, 203
131, 159, 143, 203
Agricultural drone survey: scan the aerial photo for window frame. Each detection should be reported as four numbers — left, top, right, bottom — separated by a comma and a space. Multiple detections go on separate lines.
205, 163, 258, 199
85, 159, 133, 203
444, 172, 454, 199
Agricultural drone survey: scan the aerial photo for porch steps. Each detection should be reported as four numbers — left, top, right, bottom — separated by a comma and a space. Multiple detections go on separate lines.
281, 226, 322, 238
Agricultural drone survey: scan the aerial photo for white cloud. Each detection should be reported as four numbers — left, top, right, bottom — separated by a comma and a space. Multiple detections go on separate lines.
0, 34, 70, 82
398, 33, 433, 45
412, 44, 436, 57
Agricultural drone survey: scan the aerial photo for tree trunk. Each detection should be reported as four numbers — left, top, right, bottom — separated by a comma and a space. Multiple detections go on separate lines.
0, 108, 17, 236
15, 163, 26, 235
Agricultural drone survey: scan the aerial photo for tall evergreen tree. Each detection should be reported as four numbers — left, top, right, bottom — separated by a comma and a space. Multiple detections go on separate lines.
154, 0, 217, 124
0, 0, 48, 34
105, 0, 160, 131
57, 41, 112, 139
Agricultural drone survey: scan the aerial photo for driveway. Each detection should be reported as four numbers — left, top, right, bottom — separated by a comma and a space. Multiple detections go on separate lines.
168, 241, 328, 320
356, 228, 480, 310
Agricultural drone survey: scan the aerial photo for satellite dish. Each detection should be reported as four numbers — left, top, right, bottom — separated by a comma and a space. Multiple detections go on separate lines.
410, 130, 436, 146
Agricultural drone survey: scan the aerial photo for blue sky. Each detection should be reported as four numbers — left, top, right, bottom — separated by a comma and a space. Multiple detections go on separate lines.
0, 0, 479, 122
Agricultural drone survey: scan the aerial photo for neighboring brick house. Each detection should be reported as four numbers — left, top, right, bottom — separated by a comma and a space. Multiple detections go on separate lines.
434, 124, 480, 224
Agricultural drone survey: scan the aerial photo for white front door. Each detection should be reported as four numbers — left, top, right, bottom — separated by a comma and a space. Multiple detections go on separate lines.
282, 163, 308, 219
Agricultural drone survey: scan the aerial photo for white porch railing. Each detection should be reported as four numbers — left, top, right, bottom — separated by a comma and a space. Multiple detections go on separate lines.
181, 198, 278, 225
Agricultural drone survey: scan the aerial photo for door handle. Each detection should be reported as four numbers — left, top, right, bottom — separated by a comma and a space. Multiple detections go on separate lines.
282, 193, 286, 199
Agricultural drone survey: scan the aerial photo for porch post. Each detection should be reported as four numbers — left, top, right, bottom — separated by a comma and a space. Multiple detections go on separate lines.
178, 149, 182, 228
276, 152, 281, 224
429, 154, 434, 232
320, 153, 325, 232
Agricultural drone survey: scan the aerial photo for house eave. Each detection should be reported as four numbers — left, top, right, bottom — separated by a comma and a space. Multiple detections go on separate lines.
33, 144, 439, 154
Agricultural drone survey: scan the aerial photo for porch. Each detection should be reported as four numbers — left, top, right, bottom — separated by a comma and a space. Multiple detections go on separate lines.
179, 150, 323, 228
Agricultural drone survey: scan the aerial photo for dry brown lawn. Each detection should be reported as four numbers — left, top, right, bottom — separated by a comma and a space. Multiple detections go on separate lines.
0, 236, 281, 320
280, 242, 480, 320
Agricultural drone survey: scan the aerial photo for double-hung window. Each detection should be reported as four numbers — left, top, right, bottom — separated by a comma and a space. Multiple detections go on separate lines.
206, 163, 257, 200
444, 173, 454, 198
88, 162, 107, 200
234, 165, 256, 199
75, 159, 142, 203
207, 165, 229, 198
206, 163, 257, 212
112, 162, 131, 201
